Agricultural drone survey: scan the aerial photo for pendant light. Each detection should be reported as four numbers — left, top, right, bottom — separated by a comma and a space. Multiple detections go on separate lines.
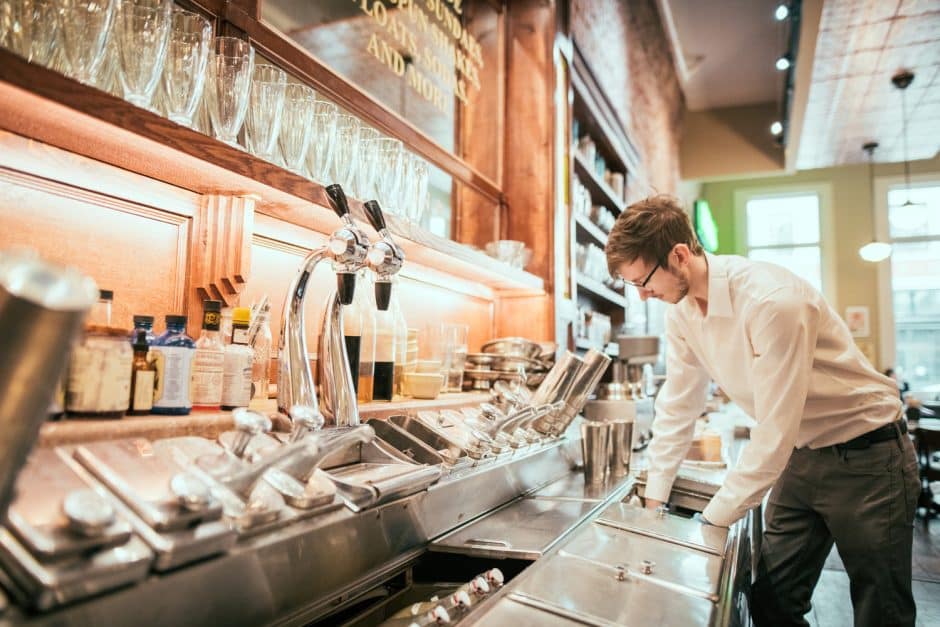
858, 141, 892, 262
891, 70, 922, 208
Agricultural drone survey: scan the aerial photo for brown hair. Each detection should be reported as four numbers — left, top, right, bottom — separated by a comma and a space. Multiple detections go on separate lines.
605, 195, 703, 277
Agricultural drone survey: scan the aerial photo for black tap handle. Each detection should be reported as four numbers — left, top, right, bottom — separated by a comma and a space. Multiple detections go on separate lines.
337, 272, 356, 306
363, 200, 387, 232
375, 280, 392, 311
325, 184, 350, 219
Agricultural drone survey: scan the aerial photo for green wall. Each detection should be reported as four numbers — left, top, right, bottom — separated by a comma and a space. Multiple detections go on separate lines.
699, 154, 940, 369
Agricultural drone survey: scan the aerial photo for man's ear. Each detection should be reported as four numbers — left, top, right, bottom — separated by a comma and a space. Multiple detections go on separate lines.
672, 243, 691, 266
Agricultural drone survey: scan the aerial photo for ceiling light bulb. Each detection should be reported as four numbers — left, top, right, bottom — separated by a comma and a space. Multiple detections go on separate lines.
770, 121, 783, 135
775, 4, 789, 20
859, 241, 892, 262
776, 56, 791, 71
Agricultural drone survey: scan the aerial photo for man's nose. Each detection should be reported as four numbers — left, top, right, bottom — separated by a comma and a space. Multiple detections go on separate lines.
636, 287, 652, 301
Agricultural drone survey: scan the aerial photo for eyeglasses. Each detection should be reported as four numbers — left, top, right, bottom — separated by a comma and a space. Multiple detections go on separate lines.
624, 261, 660, 288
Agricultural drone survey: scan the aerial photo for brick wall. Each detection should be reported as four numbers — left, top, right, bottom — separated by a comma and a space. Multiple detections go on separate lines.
570, 0, 684, 196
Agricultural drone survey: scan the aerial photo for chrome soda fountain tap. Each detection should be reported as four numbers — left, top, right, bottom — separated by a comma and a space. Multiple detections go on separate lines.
316, 185, 372, 427
319, 198, 405, 427
277, 184, 369, 425
361, 200, 405, 310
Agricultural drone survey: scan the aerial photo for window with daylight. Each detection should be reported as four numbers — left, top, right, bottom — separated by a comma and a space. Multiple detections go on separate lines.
887, 183, 940, 397
744, 193, 823, 292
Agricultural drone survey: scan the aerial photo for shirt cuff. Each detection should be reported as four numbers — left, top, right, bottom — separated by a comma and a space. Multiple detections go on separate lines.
644, 472, 675, 504
701, 494, 737, 528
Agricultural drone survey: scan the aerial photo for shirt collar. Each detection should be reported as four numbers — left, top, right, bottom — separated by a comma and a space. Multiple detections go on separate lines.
704, 253, 734, 319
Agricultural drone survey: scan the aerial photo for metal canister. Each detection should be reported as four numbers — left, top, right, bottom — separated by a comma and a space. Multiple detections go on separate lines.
0, 251, 97, 518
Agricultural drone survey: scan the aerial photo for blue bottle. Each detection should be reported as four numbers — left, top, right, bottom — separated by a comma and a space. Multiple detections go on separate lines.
128, 314, 157, 346
151, 315, 196, 415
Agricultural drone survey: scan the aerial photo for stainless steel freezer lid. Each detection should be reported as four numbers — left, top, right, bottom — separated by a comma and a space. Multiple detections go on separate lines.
472, 595, 604, 626
527, 472, 626, 503
512, 552, 715, 626
5, 448, 132, 560
561, 521, 723, 600
596, 502, 728, 557
429, 497, 597, 560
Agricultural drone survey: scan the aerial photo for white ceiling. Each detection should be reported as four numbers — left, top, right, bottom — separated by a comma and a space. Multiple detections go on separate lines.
659, 0, 785, 112
795, 0, 940, 169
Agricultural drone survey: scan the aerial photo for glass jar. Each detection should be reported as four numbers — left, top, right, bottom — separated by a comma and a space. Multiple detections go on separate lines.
66, 325, 133, 418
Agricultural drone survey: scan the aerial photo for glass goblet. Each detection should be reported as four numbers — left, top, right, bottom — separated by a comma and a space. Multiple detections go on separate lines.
245, 63, 287, 161
305, 99, 338, 184
204, 36, 254, 148
58, 0, 115, 85
115, 0, 172, 109
354, 126, 380, 199
277, 81, 316, 174
6, 0, 59, 67
331, 114, 361, 191
160, 8, 211, 128
373, 137, 405, 214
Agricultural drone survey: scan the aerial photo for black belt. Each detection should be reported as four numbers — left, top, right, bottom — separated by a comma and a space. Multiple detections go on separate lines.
835, 420, 907, 450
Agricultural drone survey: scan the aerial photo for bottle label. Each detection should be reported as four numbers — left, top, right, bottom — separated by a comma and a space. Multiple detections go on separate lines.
131, 370, 155, 412
66, 336, 133, 413
233, 327, 250, 345
192, 349, 224, 405
222, 347, 253, 407
152, 346, 195, 409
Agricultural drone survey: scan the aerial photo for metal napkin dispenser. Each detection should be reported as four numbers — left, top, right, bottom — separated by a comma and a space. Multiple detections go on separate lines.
0, 449, 152, 611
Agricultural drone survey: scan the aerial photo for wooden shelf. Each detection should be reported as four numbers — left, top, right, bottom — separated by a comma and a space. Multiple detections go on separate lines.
570, 45, 640, 177
576, 275, 628, 308
573, 153, 625, 216
574, 213, 609, 247
0, 49, 543, 297
38, 393, 493, 447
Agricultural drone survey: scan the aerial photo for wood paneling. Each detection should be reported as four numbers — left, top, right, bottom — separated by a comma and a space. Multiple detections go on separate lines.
502, 0, 558, 340
496, 293, 553, 342
0, 170, 189, 330
188, 195, 256, 330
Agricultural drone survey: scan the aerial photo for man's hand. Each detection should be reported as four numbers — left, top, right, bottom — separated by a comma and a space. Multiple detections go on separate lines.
644, 498, 665, 511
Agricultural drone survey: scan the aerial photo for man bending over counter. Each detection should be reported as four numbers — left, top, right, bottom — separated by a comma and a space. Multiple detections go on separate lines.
604, 195, 919, 627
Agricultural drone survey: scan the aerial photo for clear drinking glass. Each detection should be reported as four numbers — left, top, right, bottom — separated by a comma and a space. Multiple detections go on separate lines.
331, 114, 361, 190
115, 0, 171, 109
305, 99, 337, 183
245, 63, 287, 161
59, 0, 115, 85
5, 0, 59, 67
397, 151, 417, 220
204, 36, 254, 148
354, 126, 380, 199
94, 26, 124, 96
373, 138, 405, 214
440, 323, 468, 393
277, 81, 316, 174
0, 1, 11, 49
409, 157, 429, 225
161, 8, 211, 128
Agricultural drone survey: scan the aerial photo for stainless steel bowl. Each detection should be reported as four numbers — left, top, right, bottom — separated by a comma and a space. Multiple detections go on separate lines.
481, 337, 543, 359
491, 354, 545, 373
466, 353, 499, 370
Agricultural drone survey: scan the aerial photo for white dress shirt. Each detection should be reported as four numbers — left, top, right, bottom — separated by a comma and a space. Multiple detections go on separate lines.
647, 253, 902, 527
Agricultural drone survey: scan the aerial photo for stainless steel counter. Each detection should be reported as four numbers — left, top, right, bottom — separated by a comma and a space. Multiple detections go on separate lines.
0, 440, 575, 627
0, 423, 754, 627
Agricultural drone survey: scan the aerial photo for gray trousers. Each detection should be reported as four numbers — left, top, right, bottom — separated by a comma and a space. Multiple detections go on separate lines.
751, 429, 920, 627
